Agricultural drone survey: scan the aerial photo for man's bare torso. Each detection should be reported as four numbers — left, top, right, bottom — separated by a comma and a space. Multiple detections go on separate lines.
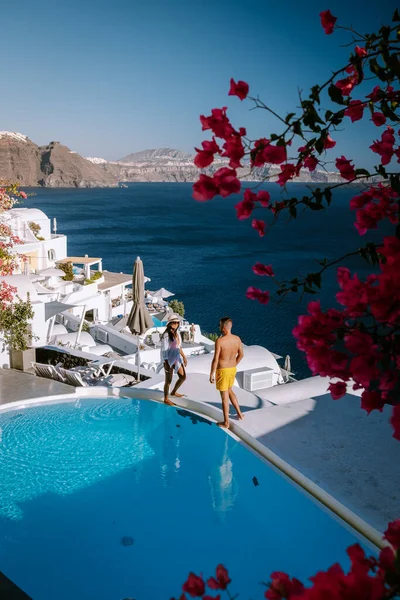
217, 333, 242, 369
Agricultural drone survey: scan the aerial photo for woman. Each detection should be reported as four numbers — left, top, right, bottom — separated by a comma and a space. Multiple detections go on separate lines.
161, 313, 187, 405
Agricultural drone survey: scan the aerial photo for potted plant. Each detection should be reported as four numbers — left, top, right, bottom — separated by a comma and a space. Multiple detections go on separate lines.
1, 294, 36, 370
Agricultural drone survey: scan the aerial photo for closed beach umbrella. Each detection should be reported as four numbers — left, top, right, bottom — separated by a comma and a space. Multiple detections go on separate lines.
127, 257, 153, 381
284, 355, 291, 381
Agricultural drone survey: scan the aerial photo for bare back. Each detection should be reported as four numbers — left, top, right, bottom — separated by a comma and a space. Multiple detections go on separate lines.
216, 333, 242, 369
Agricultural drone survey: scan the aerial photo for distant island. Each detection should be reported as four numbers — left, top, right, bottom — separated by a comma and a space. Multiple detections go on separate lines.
0, 131, 361, 188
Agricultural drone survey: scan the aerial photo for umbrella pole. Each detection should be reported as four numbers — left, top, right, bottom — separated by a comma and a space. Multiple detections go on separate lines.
75, 305, 87, 349
137, 335, 141, 383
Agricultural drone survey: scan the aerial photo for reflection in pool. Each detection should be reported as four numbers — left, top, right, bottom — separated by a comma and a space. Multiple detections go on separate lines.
0, 397, 373, 599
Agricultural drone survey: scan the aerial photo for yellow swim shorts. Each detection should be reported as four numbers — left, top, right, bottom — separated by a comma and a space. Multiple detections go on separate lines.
216, 367, 236, 392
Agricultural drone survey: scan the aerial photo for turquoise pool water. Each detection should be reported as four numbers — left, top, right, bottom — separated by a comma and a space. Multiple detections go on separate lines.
0, 398, 373, 599
152, 316, 165, 327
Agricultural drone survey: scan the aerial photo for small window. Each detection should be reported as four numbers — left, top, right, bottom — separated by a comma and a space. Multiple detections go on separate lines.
48, 249, 56, 261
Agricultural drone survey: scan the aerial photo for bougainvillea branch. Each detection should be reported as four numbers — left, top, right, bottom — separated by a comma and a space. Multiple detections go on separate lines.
172, 522, 400, 599
179, 10, 400, 600
192, 8, 400, 439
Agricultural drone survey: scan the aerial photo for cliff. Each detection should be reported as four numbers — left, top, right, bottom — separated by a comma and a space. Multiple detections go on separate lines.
0, 132, 117, 188
0, 134, 367, 187
38, 141, 118, 188
89, 147, 347, 184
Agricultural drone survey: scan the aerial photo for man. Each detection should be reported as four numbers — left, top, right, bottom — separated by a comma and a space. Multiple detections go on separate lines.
190, 323, 195, 343
209, 317, 244, 428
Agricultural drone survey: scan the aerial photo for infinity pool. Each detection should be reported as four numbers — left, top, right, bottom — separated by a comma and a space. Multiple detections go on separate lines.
0, 398, 373, 599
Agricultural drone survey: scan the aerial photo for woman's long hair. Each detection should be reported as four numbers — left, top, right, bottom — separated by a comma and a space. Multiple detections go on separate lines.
162, 321, 179, 342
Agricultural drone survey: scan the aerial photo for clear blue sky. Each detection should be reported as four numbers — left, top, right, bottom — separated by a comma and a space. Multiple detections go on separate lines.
1, 0, 397, 166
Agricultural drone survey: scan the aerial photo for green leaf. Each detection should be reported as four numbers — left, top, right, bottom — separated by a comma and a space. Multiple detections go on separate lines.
315, 136, 325, 154
328, 84, 346, 105
375, 164, 388, 178
324, 188, 332, 205
390, 174, 400, 194
309, 272, 322, 289
304, 286, 317, 294
292, 121, 302, 135
393, 8, 400, 21
325, 110, 333, 121
289, 205, 297, 218
303, 105, 325, 129
270, 133, 278, 141
355, 168, 371, 177
310, 85, 321, 104
369, 58, 389, 81
285, 112, 296, 124
308, 203, 324, 211
330, 113, 344, 126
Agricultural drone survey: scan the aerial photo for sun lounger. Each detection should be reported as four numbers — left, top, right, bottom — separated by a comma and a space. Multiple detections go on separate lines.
58, 367, 135, 388
32, 362, 66, 383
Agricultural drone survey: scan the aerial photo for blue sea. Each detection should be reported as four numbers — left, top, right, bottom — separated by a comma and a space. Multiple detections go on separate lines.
25, 183, 385, 379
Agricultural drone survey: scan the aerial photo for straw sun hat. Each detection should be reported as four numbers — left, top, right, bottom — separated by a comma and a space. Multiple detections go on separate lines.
166, 313, 182, 324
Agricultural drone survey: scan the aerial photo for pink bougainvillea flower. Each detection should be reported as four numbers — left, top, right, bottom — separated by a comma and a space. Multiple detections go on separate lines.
252, 263, 274, 276
384, 519, 400, 549
367, 85, 382, 102
319, 10, 337, 34
304, 155, 319, 172
265, 571, 304, 599
200, 107, 236, 140
235, 189, 256, 220
194, 138, 220, 168
182, 573, 205, 597
192, 174, 219, 202
372, 112, 386, 127
323, 134, 336, 149
19, 191, 27, 199
355, 45, 368, 57
360, 390, 385, 414
246, 286, 270, 304
228, 78, 249, 101
207, 565, 231, 591
214, 167, 241, 197
253, 142, 287, 166
370, 126, 395, 165
328, 381, 347, 400
277, 163, 297, 186
252, 219, 265, 237
335, 67, 358, 96
222, 134, 245, 168
336, 156, 356, 181
391, 404, 400, 441
344, 100, 364, 123
257, 190, 270, 206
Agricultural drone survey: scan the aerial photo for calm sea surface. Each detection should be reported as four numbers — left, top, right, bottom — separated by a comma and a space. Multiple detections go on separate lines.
25, 183, 385, 379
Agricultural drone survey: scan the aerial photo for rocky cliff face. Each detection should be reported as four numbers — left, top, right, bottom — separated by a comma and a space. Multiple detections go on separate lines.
38, 142, 118, 187
0, 132, 42, 185
0, 135, 364, 187
0, 132, 117, 188
89, 147, 347, 184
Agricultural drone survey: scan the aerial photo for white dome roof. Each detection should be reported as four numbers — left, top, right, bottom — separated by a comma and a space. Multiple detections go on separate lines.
8, 208, 49, 222
186, 345, 281, 376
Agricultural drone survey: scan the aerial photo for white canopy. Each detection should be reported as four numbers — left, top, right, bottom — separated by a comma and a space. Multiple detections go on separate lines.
44, 301, 77, 321
38, 267, 66, 277
152, 287, 174, 299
